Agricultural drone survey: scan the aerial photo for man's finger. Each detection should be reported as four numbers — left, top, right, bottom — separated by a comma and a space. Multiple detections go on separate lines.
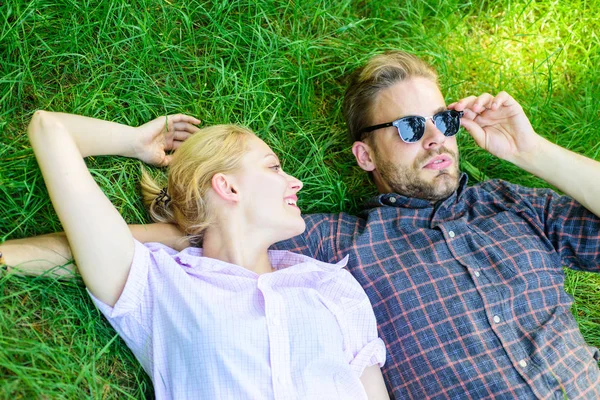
460, 108, 480, 121
449, 96, 478, 111
492, 91, 518, 109
472, 93, 495, 112
460, 118, 487, 151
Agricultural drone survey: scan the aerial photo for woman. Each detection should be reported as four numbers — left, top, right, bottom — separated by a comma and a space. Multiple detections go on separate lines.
25, 111, 388, 399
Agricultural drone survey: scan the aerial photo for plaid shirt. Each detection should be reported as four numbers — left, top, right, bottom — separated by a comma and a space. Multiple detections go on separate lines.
275, 174, 600, 399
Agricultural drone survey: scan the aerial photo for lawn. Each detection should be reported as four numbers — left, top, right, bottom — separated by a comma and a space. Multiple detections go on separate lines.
1, 0, 599, 397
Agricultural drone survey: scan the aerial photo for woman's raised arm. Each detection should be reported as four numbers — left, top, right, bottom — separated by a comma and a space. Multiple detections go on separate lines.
26, 111, 199, 305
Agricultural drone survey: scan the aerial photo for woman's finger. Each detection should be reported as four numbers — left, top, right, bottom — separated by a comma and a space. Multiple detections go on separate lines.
174, 131, 192, 142
160, 154, 173, 167
171, 122, 200, 134
163, 115, 201, 134
171, 141, 183, 151
168, 114, 201, 125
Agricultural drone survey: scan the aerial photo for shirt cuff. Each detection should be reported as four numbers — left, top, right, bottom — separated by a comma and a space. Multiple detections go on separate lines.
350, 337, 387, 376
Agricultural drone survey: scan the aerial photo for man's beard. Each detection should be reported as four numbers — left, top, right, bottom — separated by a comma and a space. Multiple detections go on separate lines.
375, 146, 460, 202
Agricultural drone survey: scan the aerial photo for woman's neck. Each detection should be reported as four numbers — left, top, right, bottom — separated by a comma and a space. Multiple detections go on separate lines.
201, 226, 274, 275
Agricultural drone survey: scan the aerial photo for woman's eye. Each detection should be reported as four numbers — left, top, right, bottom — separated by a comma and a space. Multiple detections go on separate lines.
270, 165, 281, 171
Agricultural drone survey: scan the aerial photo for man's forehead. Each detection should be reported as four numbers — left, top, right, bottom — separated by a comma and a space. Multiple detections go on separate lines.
373, 77, 446, 119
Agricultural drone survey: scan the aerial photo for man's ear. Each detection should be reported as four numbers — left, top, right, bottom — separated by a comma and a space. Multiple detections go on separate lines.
211, 173, 239, 203
352, 141, 377, 172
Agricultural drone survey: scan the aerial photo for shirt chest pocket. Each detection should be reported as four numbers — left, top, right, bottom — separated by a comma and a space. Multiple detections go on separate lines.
464, 211, 563, 285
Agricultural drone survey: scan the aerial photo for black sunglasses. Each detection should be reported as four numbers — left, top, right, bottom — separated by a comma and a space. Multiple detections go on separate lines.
359, 110, 463, 143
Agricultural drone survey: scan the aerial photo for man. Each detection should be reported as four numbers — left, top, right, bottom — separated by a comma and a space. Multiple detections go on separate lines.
3, 51, 600, 398
272, 51, 600, 398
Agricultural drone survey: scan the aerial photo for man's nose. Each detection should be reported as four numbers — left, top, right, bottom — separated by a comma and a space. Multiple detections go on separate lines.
421, 119, 446, 150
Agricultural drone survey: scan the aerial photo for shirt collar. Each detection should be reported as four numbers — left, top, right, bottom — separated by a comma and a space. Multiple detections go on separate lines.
173, 247, 348, 276
363, 172, 469, 209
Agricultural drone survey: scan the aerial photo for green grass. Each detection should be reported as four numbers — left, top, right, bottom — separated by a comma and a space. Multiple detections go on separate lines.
1, 0, 599, 397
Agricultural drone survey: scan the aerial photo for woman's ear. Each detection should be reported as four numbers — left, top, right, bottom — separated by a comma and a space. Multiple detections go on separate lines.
352, 141, 377, 172
211, 173, 239, 203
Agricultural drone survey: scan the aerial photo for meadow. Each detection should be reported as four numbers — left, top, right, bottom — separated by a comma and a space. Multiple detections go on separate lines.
1, 0, 599, 397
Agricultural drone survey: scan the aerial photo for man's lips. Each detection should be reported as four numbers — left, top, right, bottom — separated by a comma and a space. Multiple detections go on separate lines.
423, 154, 453, 170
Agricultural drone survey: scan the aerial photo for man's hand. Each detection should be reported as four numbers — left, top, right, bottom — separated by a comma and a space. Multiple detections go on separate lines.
449, 92, 541, 165
451, 91, 600, 219
133, 114, 201, 167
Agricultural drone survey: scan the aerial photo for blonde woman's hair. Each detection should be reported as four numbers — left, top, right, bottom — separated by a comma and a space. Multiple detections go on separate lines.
343, 51, 438, 143
140, 124, 254, 242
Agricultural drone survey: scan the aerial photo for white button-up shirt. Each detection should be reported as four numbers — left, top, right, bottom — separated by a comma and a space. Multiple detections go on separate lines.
90, 240, 386, 399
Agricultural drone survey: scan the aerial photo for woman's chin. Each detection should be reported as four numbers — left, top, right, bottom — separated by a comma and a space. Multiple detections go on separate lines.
273, 218, 306, 244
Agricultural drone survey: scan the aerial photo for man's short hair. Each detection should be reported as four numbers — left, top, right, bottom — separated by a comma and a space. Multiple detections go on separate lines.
343, 51, 439, 143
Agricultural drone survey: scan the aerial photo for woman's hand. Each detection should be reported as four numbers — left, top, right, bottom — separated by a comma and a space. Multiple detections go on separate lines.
133, 114, 201, 167
26, 111, 200, 305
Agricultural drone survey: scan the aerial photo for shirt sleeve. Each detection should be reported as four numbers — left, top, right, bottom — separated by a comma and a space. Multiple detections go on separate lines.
87, 239, 182, 343
88, 239, 156, 317
333, 268, 387, 376
86, 239, 162, 374
498, 180, 600, 273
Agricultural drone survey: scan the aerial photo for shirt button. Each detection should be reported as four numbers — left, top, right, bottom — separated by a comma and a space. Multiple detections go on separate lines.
474, 271, 480, 278
518, 360, 528, 368
271, 317, 280, 326
389, 197, 397, 203
448, 230, 455, 238
493, 315, 501, 324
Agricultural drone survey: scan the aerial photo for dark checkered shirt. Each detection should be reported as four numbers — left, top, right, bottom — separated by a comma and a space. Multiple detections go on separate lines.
275, 174, 600, 399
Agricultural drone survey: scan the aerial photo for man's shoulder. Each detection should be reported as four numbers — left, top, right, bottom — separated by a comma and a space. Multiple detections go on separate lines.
467, 178, 561, 214
474, 178, 521, 191
301, 211, 365, 243
302, 211, 360, 226
469, 178, 538, 199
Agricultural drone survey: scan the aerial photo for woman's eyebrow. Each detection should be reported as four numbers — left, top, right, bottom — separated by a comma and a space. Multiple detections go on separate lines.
264, 153, 280, 162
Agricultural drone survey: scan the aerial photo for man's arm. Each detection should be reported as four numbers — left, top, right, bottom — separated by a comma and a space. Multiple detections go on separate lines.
0, 223, 188, 277
451, 92, 600, 217
512, 138, 600, 218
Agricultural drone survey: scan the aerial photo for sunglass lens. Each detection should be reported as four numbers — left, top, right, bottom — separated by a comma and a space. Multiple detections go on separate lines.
434, 111, 461, 137
395, 116, 425, 143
